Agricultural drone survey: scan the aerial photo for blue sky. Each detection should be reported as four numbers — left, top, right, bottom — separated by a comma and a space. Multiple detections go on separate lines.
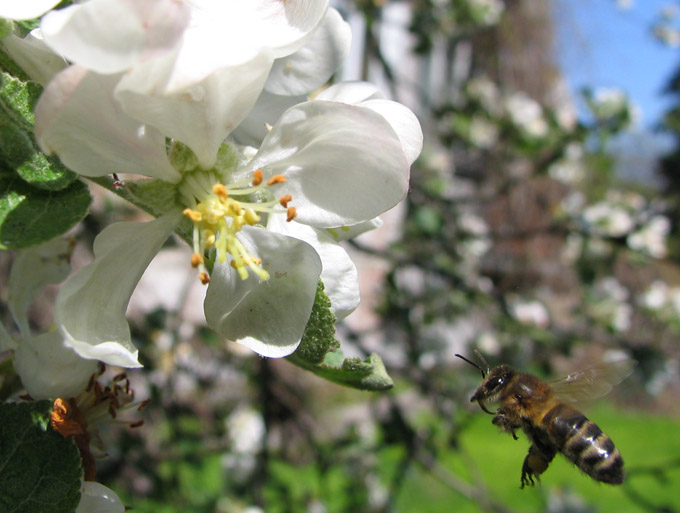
554, 0, 679, 128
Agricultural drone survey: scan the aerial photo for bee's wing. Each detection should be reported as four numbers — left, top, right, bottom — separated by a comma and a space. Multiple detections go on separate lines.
549, 358, 635, 405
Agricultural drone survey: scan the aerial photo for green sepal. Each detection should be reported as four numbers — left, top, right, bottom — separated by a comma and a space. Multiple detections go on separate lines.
0, 401, 82, 513
287, 282, 394, 391
0, 173, 91, 250
0, 73, 77, 191
123, 178, 180, 218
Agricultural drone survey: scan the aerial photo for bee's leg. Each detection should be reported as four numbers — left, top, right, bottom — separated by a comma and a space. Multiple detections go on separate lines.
492, 409, 520, 440
520, 444, 556, 489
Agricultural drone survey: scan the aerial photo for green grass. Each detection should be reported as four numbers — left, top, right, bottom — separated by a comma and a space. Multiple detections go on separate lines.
395, 404, 680, 513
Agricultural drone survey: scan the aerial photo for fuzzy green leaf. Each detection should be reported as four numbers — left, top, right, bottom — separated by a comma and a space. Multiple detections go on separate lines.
0, 174, 91, 250
0, 401, 82, 513
0, 73, 76, 191
287, 282, 393, 391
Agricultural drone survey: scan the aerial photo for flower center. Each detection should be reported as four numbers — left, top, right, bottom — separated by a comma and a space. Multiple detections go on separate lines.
178, 168, 297, 284
50, 366, 146, 481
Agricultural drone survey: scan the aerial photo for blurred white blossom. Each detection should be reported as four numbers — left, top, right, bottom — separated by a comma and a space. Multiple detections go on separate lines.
590, 277, 632, 332
504, 92, 549, 138
508, 298, 550, 328
627, 215, 670, 258
582, 202, 635, 237
468, 0, 505, 25
468, 116, 499, 148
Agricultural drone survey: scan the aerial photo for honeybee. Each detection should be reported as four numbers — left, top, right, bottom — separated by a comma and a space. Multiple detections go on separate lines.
456, 352, 634, 488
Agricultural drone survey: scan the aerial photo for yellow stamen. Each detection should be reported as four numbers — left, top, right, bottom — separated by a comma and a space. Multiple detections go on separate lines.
179, 168, 298, 283
212, 183, 228, 199
183, 208, 202, 222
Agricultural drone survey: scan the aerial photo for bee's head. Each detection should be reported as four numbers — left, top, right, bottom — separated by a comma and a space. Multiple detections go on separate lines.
469, 364, 515, 415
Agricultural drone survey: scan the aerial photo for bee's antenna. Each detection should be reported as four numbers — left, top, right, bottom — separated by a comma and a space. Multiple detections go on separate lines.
455, 353, 487, 378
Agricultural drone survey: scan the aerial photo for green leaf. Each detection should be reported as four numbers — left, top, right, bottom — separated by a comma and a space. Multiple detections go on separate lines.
287, 282, 394, 391
0, 401, 82, 513
0, 72, 76, 191
0, 174, 91, 250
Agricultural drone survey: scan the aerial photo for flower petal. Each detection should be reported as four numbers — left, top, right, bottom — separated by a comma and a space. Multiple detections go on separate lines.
0, 321, 17, 352
116, 52, 273, 169
76, 482, 125, 513
241, 0, 330, 58
55, 212, 182, 367
13, 330, 97, 400
8, 238, 72, 339
205, 225, 322, 358
358, 99, 423, 165
246, 100, 410, 228
40, 0, 190, 74
317, 83, 423, 165
315, 81, 386, 103
265, 7, 351, 96
0, 29, 67, 85
231, 90, 305, 147
267, 216, 359, 319
324, 217, 383, 242
35, 66, 180, 182
0, 0, 60, 20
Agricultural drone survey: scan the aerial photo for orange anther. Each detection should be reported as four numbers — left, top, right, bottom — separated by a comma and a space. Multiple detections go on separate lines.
279, 194, 293, 207
212, 183, 228, 198
287, 206, 297, 222
191, 253, 204, 267
199, 272, 210, 284
183, 208, 202, 222
252, 169, 263, 186
266, 174, 286, 185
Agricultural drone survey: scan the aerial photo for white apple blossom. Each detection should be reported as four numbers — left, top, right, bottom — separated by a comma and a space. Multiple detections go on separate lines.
582, 202, 635, 237
590, 277, 632, 332
38, 0, 332, 169
508, 298, 550, 328
627, 215, 670, 258
641, 280, 669, 311
504, 92, 549, 138
2, 239, 98, 399
33, 4, 422, 364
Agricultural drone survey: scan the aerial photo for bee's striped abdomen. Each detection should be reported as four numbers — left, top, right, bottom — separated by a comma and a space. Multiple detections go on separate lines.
543, 403, 624, 484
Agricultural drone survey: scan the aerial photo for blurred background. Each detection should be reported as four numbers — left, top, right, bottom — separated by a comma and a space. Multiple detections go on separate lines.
3, 0, 680, 511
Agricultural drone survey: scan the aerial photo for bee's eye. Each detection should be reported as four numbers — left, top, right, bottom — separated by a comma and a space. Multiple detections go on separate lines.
489, 376, 504, 388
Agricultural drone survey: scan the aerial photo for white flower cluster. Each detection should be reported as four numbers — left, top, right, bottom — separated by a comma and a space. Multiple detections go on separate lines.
467, 0, 505, 26
548, 143, 586, 185
2, 0, 423, 369
503, 91, 549, 139
589, 277, 633, 333
641, 280, 680, 325
508, 297, 550, 328
579, 191, 670, 259
590, 87, 635, 126
1, 1, 423, 508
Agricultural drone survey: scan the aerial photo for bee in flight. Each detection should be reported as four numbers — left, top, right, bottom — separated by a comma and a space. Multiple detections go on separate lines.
456, 352, 634, 488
